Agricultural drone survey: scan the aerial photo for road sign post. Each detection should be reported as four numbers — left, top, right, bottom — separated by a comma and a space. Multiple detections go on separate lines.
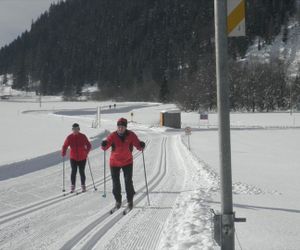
213, 1, 247, 248
214, 0, 235, 249
184, 127, 192, 150
97, 106, 101, 128
131, 112, 134, 122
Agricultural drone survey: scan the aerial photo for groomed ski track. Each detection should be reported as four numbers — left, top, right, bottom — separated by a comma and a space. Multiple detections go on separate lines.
0, 147, 146, 225
62, 134, 189, 250
0, 125, 195, 250
61, 137, 168, 250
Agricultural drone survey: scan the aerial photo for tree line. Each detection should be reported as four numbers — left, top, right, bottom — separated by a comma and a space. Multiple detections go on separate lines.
0, 0, 297, 111
175, 58, 300, 112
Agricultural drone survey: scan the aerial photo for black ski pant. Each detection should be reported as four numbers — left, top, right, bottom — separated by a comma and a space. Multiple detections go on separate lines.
110, 164, 135, 203
70, 159, 86, 186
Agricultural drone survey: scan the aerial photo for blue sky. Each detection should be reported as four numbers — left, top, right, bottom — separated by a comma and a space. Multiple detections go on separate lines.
0, 0, 60, 48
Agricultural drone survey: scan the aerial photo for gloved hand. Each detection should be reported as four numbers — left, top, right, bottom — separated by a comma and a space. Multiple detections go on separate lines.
101, 140, 108, 147
61, 151, 66, 157
140, 141, 145, 149
111, 143, 115, 151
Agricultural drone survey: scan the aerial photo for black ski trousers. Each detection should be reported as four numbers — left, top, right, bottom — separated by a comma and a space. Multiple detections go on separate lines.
70, 159, 86, 186
110, 164, 135, 203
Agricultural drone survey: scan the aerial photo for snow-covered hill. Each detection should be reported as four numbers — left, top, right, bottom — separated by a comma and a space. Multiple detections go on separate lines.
246, 10, 300, 79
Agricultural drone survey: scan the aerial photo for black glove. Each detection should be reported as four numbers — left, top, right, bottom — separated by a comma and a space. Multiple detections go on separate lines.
101, 140, 108, 147
111, 143, 116, 151
140, 141, 145, 149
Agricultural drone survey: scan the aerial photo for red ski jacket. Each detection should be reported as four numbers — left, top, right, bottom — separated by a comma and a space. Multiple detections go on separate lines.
62, 132, 91, 161
101, 130, 142, 167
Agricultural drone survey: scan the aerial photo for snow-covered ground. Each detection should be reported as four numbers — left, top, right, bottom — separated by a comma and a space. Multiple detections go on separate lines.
181, 114, 300, 250
0, 96, 300, 249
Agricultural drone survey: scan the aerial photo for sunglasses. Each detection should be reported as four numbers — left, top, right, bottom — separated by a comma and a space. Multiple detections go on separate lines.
117, 125, 126, 129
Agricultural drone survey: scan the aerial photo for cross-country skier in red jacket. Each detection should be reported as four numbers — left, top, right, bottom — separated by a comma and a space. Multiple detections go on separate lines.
61, 123, 91, 193
101, 118, 145, 211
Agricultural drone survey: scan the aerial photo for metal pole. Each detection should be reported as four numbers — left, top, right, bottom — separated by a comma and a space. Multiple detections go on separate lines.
214, 0, 234, 249
188, 134, 191, 151
39, 80, 42, 108
290, 82, 292, 116
103, 151, 107, 197
97, 106, 101, 128
99, 106, 101, 127
87, 158, 97, 191
142, 150, 150, 206
62, 157, 66, 193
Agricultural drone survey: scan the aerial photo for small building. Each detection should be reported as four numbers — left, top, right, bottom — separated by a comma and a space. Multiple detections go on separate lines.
160, 110, 181, 129
0, 85, 12, 100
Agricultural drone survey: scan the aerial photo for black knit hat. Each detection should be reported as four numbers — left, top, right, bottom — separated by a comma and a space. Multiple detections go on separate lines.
72, 123, 80, 129
117, 118, 127, 127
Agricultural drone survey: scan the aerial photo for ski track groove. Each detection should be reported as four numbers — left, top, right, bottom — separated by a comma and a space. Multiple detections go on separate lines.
0, 178, 107, 225
0, 141, 150, 226
129, 138, 180, 250
60, 137, 167, 250
0, 142, 149, 250
129, 146, 168, 250
71, 140, 165, 249
138, 210, 164, 250
101, 135, 184, 250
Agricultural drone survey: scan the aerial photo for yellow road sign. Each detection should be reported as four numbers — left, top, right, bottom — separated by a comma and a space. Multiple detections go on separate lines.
227, 0, 245, 37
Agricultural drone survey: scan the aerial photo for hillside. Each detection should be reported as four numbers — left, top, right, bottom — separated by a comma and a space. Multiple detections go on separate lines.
0, 0, 297, 106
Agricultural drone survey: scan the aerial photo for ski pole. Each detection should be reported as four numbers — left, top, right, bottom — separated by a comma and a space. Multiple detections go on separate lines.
142, 150, 150, 206
87, 157, 97, 191
62, 156, 66, 193
102, 151, 107, 197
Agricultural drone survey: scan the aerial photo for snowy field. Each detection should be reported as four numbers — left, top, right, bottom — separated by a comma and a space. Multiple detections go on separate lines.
0, 97, 300, 250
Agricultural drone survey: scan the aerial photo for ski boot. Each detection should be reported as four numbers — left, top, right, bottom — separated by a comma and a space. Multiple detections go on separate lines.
123, 201, 133, 215
70, 185, 75, 193
127, 201, 133, 210
110, 201, 122, 214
